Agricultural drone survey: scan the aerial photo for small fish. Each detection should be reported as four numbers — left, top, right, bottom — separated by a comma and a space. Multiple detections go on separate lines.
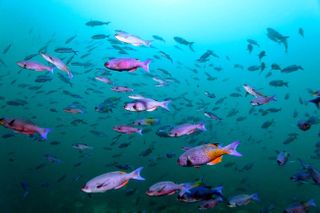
298, 27, 304, 38
65, 35, 77, 44
81, 167, 144, 193
111, 86, 133, 93
178, 141, 242, 167
3, 44, 12, 54
168, 122, 206, 137
85, 20, 110, 27
284, 199, 316, 213
20, 180, 30, 198
95, 76, 113, 85
17, 61, 54, 73
113, 125, 143, 135
269, 80, 288, 87
281, 65, 303, 73
251, 96, 276, 106
44, 154, 62, 164
152, 35, 165, 42
266, 28, 289, 52
133, 118, 159, 126
91, 34, 109, 39
173, 36, 194, 52
228, 193, 259, 207
198, 197, 223, 210
124, 95, 171, 112
72, 143, 93, 151
247, 39, 260, 47
40, 52, 73, 78
115, 31, 151, 47
204, 112, 222, 121
54, 47, 78, 55
243, 84, 265, 97
104, 58, 151, 73
0, 118, 51, 140
276, 150, 290, 166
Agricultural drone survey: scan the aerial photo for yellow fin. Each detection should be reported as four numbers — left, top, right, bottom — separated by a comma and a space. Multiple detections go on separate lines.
207, 156, 223, 165
114, 180, 129, 189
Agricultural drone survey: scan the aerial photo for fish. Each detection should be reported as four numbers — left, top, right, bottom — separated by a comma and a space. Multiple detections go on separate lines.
104, 58, 151, 73
124, 95, 171, 112
204, 112, 222, 121
271, 63, 281, 70
281, 65, 303, 73
298, 27, 304, 38
168, 122, 206, 137
152, 35, 165, 42
65, 35, 77, 44
269, 80, 288, 87
91, 34, 109, 39
20, 180, 30, 198
85, 20, 110, 27
261, 120, 274, 129
17, 61, 54, 73
113, 125, 143, 135
266, 28, 289, 52
243, 84, 265, 97
111, 86, 134, 93
40, 52, 73, 78
146, 181, 183, 197
2, 44, 12, 54
251, 96, 276, 106
198, 197, 223, 210
0, 118, 51, 140
258, 51, 266, 60
173, 36, 194, 51
284, 199, 316, 213
81, 167, 145, 193
178, 183, 223, 203
44, 154, 62, 164
247, 39, 260, 47
133, 118, 159, 126
95, 76, 113, 85
72, 143, 93, 151
228, 193, 259, 207
290, 170, 311, 183
177, 141, 242, 167
276, 151, 290, 166
54, 47, 78, 54
115, 31, 151, 47
159, 51, 173, 63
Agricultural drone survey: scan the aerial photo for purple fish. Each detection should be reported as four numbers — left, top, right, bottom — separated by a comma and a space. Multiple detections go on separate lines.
124, 95, 171, 112
113, 125, 143, 135
284, 199, 316, 213
111, 86, 133, 93
276, 150, 289, 166
146, 181, 184, 197
40, 52, 73, 79
17, 61, 54, 73
104, 58, 151, 72
251, 95, 276, 106
168, 122, 206, 137
82, 167, 144, 193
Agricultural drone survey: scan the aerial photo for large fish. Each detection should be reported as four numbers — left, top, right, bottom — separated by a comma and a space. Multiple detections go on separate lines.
104, 58, 151, 73
81, 167, 144, 193
115, 31, 152, 47
266, 28, 289, 52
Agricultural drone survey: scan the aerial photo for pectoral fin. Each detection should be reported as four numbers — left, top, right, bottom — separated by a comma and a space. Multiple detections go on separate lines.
114, 180, 129, 189
207, 156, 223, 165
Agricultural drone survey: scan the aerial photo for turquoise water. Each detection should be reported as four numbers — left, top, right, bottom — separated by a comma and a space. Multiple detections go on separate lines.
1, 0, 320, 212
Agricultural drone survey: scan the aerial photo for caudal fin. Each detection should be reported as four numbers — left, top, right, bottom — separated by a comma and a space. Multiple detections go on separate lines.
213, 186, 223, 195
251, 193, 259, 201
189, 42, 195, 52
67, 71, 73, 79
130, 167, 145, 181
224, 141, 242, 157
39, 128, 52, 140
197, 122, 206, 131
145, 40, 152, 47
160, 100, 171, 111
309, 97, 320, 109
137, 129, 143, 136
141, 59, 151, 72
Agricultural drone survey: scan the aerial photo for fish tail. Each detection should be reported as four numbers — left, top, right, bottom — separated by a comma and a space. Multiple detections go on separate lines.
213, 186, 223, 195
251, 193, 259, 201
130, 167, 145, 181
73, 51, 79, 55
284, 82, 289, 87
224, 141, 242, 157
309, 98, 320, 109
197, 122, 206, 131
160, 99, 171, 111
67, 71, 73, 79
189, 42, 195, 52
49, 67, 55, 74
145, 40, 152, 47
307, 199, 317, 207
141, 59, 151, 72
137, 129, 143, 136
270, 95, 277, 102
38, 128, 52, 140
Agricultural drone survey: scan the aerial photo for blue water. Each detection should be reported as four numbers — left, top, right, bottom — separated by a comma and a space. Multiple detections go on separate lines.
1, 0, 320, 212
